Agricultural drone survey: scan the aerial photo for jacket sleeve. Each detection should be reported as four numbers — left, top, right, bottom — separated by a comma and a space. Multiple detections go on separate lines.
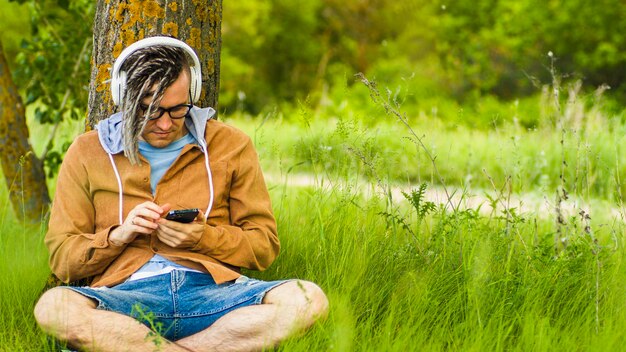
45, 141, 126, 283
191, 138, 280, 270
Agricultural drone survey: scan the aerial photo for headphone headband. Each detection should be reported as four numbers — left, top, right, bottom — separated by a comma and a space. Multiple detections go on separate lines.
111, 36, 202, 106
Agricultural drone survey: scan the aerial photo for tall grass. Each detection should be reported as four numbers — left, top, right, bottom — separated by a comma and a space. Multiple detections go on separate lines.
4, 178, 626, 351
3, 79, 626, 350
248, 182, 626, 351
231, 82, 626, 203
0, 181, 52, 350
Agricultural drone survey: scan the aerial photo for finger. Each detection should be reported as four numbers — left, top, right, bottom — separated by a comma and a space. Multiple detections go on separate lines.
136, 202, 166, 217
134, 208, 163, 222
157, 222, 183, 239
157, 217, 186, 231
156, 233, 175, 247
129, 224, 155, 235
156, 229, 180, 247
132, 216, 159, 230
195, 210, 205, 223
139, 201, 163, 211
160, 203, 172, 217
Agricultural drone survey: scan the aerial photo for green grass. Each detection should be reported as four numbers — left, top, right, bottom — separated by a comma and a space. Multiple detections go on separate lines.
4, 89, 626, 350
0, 183, 53, 350
254, 182, 626, 351
229, 111, 626, 204
4, 177, 626, 351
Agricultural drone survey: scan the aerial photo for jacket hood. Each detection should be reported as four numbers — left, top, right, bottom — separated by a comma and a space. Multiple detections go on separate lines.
95, 106, 216, 154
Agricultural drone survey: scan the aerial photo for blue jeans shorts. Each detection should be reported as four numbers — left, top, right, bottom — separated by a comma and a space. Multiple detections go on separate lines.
65, 270, 288, 341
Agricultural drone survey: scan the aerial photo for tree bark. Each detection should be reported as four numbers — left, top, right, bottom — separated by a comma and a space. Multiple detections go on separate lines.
0, 40, 50, 222
87, 0, 222, 128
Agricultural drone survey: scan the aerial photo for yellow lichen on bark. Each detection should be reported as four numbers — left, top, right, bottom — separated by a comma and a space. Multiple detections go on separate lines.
209, 7, 218, 24
206, 58, 215, 75
144, 0, 165, 18
121, 30, 136, 46
188, 27, 201, 49
186, 17, 192, 25
113, 42, 124, 58
121, 0, 146, 31
168, 2, 178, 12
163, 22, 179, 37
95, 64, 112, 92
114, 3, 127, 22
192, 0, 209, 22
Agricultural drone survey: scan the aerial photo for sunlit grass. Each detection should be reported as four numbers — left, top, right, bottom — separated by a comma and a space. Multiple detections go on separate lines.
3, 102, 626, 350
229, 113, 626, 203
0, 180, 51, 350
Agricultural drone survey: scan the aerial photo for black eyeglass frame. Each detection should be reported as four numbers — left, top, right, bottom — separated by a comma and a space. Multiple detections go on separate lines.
140, 103, 194, 121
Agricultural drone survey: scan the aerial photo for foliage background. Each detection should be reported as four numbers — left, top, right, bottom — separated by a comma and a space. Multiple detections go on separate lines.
2, 0, 626, 351
2, 0, 626, 128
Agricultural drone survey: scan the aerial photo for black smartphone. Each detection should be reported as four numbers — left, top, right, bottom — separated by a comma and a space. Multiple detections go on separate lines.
165, 208, 200, 223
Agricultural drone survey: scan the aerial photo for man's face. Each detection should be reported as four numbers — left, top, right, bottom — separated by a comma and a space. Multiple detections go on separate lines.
140, 70, 191, 148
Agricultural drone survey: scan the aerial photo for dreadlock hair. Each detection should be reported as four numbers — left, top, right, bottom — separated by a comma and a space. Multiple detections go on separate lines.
119, 44, 190, 165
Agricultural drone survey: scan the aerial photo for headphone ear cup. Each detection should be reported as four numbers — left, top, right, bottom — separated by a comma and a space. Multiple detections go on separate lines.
189, 65, 201, 103
112, 70, 127, 106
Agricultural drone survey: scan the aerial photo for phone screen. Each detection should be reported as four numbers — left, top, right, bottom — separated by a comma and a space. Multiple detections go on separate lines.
165, 208, 199, 223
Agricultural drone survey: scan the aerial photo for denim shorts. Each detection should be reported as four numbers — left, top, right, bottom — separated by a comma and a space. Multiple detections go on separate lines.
65, 270, 288, 341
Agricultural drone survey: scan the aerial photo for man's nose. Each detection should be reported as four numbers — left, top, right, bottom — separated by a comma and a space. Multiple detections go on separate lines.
155, 112, 173, 130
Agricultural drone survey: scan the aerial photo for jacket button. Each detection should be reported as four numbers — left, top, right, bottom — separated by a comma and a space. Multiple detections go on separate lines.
153, 247, 159, 252
143, 177, 149, 182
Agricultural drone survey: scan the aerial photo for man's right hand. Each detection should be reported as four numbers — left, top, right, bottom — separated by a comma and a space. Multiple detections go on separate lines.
108, 201, 171, 246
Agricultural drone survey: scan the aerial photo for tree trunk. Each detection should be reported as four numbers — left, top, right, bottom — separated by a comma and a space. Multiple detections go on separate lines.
87, 0, 222, 128
0, 40, 50, 222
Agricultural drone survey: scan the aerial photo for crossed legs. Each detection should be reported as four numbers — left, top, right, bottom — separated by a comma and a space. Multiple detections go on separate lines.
34, 280, 328, 352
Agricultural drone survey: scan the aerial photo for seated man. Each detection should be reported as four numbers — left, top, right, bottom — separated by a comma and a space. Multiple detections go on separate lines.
34, 36, 328, 352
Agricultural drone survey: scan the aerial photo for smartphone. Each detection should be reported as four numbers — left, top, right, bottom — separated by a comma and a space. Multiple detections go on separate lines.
165, 208, 200, 223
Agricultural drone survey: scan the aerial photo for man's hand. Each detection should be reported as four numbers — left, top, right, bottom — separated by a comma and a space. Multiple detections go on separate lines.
109, 202, 171, 246
155, 210, 206, 249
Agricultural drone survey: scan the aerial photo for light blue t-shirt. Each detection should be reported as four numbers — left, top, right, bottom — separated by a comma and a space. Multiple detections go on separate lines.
138, 133, 197, 195
129, 133, 202, 281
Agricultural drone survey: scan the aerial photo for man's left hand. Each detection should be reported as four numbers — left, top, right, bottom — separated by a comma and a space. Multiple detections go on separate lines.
155, 210, 206, 249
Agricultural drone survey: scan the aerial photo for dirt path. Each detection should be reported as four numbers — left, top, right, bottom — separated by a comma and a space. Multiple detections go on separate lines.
266, 173, 625, 221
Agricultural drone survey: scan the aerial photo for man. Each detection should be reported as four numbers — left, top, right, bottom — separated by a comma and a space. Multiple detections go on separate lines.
34, 36, 328, 352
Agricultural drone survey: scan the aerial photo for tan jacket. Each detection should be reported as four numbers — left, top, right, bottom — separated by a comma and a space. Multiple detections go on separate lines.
46, 109, 279, 287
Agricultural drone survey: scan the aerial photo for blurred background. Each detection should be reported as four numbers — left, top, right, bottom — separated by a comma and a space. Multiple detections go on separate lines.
2, 0, 625, 130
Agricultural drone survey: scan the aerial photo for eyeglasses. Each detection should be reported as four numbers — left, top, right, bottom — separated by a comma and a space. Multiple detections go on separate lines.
140, 103, 193, 120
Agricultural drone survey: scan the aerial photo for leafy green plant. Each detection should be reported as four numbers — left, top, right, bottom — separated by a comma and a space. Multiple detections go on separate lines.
402, 184, 436, 227
11, 0, 93, 175
130, 304, 167, 351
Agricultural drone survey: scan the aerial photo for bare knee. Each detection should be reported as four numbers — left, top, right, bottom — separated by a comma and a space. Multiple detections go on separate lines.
265, 280, 329, 324
298, 281, 329, 320
34, 287, 95, 339
34, 287, 66, 331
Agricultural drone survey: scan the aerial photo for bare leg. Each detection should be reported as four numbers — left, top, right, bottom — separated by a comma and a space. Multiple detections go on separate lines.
34, 287, 190, 352
177, 280, 329, 352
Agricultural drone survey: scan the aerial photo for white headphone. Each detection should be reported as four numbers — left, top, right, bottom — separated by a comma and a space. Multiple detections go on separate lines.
110, 36, 202, 106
